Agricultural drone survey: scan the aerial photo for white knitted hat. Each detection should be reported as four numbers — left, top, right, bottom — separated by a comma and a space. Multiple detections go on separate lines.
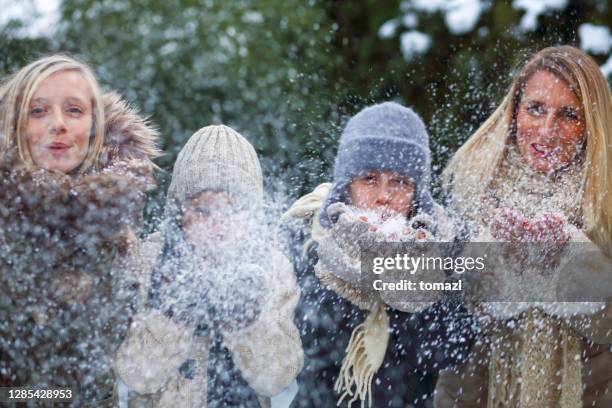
167, 125, 263, 208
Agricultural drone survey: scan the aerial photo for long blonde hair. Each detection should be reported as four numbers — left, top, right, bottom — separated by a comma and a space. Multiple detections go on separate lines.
0, 54, 105, 173
444, 46, 612, 255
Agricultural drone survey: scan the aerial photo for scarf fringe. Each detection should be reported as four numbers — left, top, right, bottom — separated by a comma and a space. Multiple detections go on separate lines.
285, 183, 392, 408
334, 305, 390, 408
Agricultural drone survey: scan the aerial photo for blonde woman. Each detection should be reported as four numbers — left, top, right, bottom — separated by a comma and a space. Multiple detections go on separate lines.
435, 46, 612, 407
0, 55, 160, 406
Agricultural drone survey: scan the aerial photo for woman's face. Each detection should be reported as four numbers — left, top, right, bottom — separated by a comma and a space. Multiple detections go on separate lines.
348, 171, 415, 217
24, 70, 93, 173
515, 70, 586, 174
181, 191, 246, 249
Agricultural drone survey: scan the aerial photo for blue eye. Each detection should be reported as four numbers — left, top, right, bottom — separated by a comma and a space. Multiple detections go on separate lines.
563, 108, 579, 121
194, 207, 211, 216
67, 107, 84, 116
29, 107, 45, 115
526, 103, 545, 116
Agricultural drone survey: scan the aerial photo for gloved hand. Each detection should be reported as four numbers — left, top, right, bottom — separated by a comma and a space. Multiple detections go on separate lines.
316, 233, 362, 285
213, 264, 265, 333
326, 202, 377, 259
152, 251, 265, 335
488, 208, 571, 285
489, 207, 528, 242
0, 149, 72, 235
490, 208, 570, 244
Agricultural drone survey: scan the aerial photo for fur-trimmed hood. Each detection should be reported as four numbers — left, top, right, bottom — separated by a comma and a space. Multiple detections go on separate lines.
98, 91, 162, 176
0, 91, 162, 255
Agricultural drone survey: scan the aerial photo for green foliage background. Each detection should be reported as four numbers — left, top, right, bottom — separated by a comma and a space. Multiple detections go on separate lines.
1, 0, 610, 220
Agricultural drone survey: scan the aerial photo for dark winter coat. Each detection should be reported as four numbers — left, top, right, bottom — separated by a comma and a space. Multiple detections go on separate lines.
283, 217, 476, 408
0, 92, 160, 407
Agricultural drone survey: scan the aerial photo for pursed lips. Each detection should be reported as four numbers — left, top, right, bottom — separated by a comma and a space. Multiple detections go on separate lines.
46, 142, 71, 151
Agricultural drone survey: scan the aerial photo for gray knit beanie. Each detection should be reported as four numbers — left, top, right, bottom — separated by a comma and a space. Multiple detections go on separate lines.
166, 125, 263, 211
319, 101, 434, 228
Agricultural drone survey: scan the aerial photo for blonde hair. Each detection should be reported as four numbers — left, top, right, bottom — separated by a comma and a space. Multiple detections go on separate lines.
0, 54, 105, 173
444, 46, 612, 255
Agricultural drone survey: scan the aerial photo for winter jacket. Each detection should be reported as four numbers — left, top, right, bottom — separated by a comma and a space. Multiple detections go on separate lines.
435, 145, 612, 408
115, 231, 304, 407
283, 183, 476, 408
0, 92, 160, 406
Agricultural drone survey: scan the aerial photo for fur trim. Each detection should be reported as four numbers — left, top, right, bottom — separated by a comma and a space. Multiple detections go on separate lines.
98, 91, 162, 177
0, 147, 147, 256
0, 149, 71, 231
71, 169, 148, 245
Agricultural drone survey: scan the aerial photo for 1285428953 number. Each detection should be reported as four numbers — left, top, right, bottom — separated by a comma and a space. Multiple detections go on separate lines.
0, 387, 73, 401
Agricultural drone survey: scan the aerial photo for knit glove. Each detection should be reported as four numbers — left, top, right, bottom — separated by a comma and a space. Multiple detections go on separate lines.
316, 233, 363, 286
490, 208, 570, 244
312, 203, 381, 296
326, 202, 378, 259
489, 208, 570, 271
329, 202, 436, 243
214, 264, 265, 333
321, 204, 438, 290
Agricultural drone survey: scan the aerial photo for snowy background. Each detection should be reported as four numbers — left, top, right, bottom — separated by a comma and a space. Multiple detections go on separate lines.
0, 0, 610, 406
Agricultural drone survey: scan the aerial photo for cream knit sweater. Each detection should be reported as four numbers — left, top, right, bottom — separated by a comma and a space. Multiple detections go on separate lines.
115, 232, 303, 407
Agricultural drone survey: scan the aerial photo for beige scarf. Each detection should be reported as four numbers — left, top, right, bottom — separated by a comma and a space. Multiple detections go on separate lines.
334, 303, 389, 408
283, 183, 390, 408
482, 146, 585, 407
488, 310, 582, 408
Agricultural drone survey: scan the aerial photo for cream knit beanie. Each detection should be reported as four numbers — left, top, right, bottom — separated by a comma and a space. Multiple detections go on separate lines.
167, 125, 263, 208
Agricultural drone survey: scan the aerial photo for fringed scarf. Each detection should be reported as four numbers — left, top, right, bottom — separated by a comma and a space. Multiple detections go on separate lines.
482, 146, 585, 407
488, 310, 582, 408
334, 303, 389, 408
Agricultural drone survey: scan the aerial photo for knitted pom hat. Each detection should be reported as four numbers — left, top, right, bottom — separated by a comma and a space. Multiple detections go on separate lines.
319, 101, 434, 228
166, 125, 263, 210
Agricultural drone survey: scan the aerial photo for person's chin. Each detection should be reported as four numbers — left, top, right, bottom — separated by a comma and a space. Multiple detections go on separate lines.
524, 154, 548, 173
37, 158, 76, 174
